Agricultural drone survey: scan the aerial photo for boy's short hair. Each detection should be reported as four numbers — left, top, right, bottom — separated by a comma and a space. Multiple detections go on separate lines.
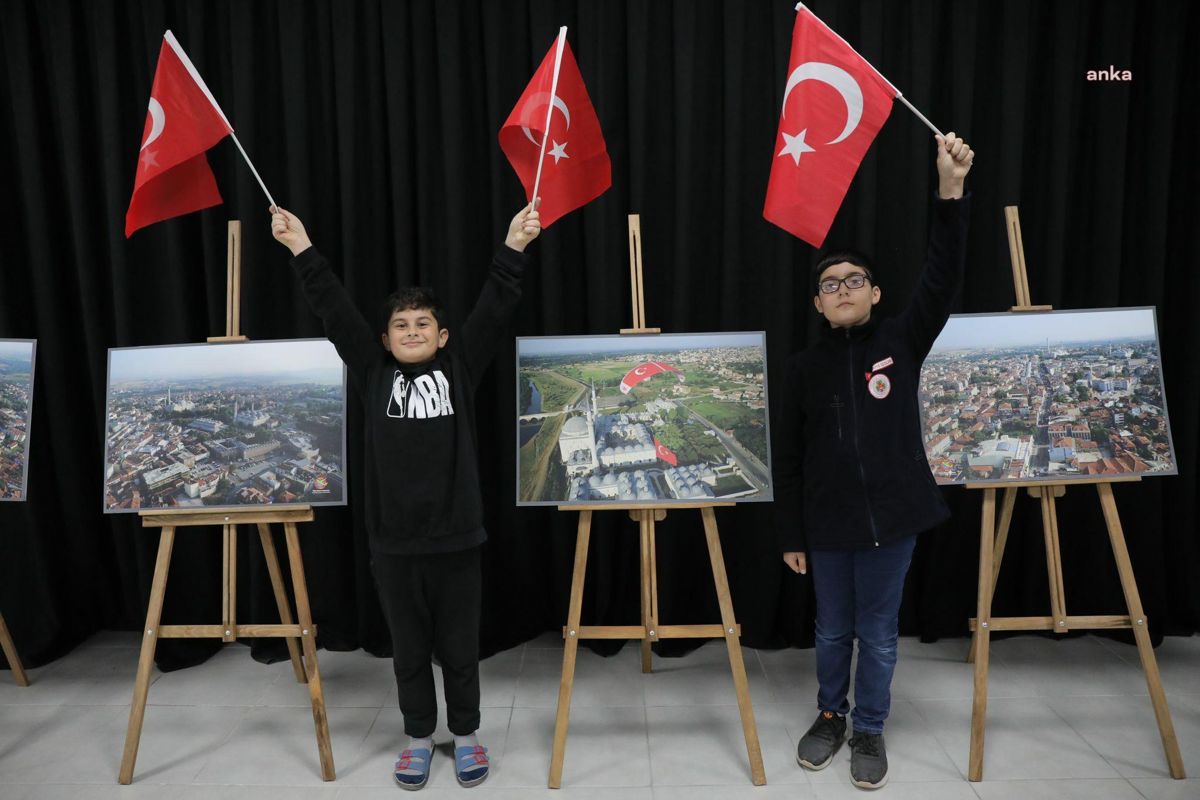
379, 287, 445, 333
812, 248, 876, 293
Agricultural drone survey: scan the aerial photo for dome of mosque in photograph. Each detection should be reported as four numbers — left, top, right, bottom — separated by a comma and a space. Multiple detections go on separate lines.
561, 416, 590, 437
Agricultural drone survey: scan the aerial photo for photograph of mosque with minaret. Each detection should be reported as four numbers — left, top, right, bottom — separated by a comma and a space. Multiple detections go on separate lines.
517, 332, 772, 506
103, 339, 347, 513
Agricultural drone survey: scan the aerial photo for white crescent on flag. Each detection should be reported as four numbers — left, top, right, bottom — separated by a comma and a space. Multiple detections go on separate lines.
781, 61, 864, 145
777, 62, 865, 166
141, 97, 165, 150
521, 92, 571, 145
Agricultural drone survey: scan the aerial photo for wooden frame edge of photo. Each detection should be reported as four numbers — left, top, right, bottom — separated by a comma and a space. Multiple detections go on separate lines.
546, 215, 765, 789
118, 221, 335, 785
963, 207, 1184, 782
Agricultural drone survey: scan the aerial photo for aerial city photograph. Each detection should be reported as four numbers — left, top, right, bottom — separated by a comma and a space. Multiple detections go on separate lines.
919, 308, 1177, 485
516, 332, 772, 505
0, 339, 36, 501
103, 339, 347, 512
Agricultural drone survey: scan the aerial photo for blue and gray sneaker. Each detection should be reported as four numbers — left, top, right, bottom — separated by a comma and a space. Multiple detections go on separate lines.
393, 746, 432, 790
454, 744, 490, 788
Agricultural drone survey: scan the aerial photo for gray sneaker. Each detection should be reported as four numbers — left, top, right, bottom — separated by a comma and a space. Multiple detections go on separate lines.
848, 731, 888, 789
796, 710, 847, 770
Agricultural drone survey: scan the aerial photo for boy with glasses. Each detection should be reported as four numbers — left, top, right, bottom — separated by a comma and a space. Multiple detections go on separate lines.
774, 133, 974, 789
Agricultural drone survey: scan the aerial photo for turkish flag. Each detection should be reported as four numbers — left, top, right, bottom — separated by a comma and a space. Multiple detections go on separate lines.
125, 31, 233, 237
619, 360, 683, 394
499, 35, 610, 228
763, 6, 898, 247
654, 439, 678, 467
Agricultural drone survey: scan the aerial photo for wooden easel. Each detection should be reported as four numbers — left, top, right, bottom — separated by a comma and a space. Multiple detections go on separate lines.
118, 221, 335, 784
964, 207, 1185, 782
547, 215, 766, 789
0, 612, 29, 686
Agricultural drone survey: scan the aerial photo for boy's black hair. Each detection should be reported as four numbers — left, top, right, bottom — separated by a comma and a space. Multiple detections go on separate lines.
379, 287, 445, 333
811, 248, 876, 293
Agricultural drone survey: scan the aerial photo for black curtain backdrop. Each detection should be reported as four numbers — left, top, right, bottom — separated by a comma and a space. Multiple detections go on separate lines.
1, 0, 1197, 674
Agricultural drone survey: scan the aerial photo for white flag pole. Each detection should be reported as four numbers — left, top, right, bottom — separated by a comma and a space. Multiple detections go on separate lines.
162, 30, 278, 209
795, 4, 944, 138
229, 133, 278, 210
530, 26, 568, 205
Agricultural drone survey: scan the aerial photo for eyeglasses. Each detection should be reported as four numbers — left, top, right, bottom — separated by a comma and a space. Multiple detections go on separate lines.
818, 273, 870, 294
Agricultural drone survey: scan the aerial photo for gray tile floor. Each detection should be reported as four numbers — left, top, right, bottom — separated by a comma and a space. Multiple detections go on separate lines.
0, 631, 1197, 799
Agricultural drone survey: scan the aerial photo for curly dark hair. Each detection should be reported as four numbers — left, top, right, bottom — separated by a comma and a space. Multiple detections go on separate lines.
378, 287, 445, 333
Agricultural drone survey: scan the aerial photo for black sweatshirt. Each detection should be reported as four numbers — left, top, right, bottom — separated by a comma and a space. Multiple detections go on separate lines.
773, 194, 970, 552
291, 245, 526, 555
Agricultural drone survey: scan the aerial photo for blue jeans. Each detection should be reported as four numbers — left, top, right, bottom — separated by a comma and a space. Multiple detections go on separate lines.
810, 534, 917, 735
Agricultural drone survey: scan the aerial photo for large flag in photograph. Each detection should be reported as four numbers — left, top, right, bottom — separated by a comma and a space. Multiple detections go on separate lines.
125, 31, 233, 237
763, 4, 899, 247
499, 31, 611, 228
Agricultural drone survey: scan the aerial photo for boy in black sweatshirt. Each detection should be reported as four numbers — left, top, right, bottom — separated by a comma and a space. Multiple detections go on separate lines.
774, 133, 974, 790
271, 201, 541, 790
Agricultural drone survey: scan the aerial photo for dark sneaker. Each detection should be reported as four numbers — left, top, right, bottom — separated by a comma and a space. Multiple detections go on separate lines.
796, 710, 847, 770
848, 731, 888, 789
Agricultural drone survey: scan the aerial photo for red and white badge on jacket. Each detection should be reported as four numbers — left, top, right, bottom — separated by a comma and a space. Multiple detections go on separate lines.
866, 355, 893, 399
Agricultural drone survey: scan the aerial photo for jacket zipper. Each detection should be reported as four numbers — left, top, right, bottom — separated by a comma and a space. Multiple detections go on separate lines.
846, 330, 881, 547
832, 394, 843, 440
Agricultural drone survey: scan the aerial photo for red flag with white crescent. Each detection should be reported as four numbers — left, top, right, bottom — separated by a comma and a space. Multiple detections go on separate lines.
762, 5, 898, 247
125, 31, 233, 237
499, 34, 611, 228
654, 438, 678, 467
618, 361, 683, 395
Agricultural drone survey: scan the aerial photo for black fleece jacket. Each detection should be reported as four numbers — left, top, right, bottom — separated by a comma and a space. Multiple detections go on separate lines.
774, 193, 970, 552
291, 244, 526, 555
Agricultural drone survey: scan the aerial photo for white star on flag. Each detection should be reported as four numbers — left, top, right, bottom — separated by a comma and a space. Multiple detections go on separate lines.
777, 129, 815, 166
548, 140, 569, 164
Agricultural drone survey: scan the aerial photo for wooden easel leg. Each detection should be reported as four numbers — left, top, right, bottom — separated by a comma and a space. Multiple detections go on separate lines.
639, 511, 654, 674
968, 487, 1017, 663
222, 524, 238, 643
700, 507, 766, 786
649, 518, 659, 645
283, 522, 335, 781
1097, 484, 1186, 779
0, 612, 29, 686
257, 522, 307, 683
1039, 489, 1069, 632
119, 527, 176, 785
549, 510, 592, 789
969, 489, 997, 782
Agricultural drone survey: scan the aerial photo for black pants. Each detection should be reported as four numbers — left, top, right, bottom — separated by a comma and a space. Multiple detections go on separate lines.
371, 546, 482, 738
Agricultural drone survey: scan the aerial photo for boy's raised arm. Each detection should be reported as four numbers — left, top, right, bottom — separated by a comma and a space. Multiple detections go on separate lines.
272, 207, 380, 387
459, 201, 541, 387
897, 133, 975, 360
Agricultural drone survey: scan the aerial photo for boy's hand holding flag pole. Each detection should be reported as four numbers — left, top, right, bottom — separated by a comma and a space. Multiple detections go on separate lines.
764, 3, 964, 248
126, 30, 277, 237
499, 27, 611, 229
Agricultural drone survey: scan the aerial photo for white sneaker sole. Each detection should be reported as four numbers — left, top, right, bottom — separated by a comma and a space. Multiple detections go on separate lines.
796, 738, 845, 771
851, 772, 888, 790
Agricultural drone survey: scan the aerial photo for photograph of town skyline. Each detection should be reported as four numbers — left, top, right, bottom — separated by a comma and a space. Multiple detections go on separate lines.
104, 339, 347, 513
516, 332, 772, 506
919, 308, 1177, 485
0, 339, 36, 501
